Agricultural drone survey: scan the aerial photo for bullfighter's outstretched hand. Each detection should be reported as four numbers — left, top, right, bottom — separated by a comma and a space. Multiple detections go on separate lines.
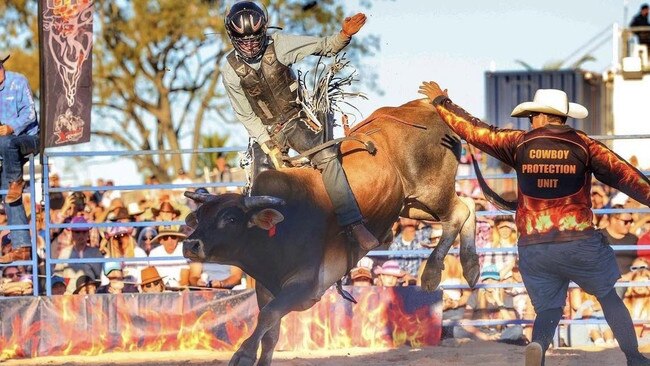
418, 81, 449, 102
342, 13, 367, 37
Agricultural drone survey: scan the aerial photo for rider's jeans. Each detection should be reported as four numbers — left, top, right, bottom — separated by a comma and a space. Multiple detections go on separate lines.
273, 119, 363, 226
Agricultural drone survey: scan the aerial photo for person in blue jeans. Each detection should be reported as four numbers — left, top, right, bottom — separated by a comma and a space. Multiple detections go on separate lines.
0, 54, 40, 263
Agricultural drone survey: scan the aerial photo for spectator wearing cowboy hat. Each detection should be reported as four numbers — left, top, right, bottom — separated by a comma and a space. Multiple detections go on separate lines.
73, 275, 99, 295
139, 266, 166, 293
349, 266, 373, 287
101, 225, 146, 283
127, 202, 145, 221
102, 226, 135, 258
0, 54, 40, 265
108, 207, 131, 223
148, 226, 189, 288
152, 202, 181, 224
420, 81, 650, 365
374, 260, 406, 287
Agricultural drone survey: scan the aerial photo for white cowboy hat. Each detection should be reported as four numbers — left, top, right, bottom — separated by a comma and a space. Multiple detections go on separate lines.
510, 89, 588, 119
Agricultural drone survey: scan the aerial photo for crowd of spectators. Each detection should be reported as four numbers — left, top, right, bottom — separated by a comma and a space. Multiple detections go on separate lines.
0, 153, 247, 296
0, 155, 648, 347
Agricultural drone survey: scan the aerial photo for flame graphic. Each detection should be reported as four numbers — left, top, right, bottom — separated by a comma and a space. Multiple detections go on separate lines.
277, 287, 442, 350
0, 287, 441, 361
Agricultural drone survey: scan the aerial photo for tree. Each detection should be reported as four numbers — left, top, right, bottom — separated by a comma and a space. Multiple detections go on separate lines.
0, 0, 381, 182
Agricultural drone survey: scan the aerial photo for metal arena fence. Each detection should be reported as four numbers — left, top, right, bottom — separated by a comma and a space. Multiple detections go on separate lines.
1, 135, 650, 343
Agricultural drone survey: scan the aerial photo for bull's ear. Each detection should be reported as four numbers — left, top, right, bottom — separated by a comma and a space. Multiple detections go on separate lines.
249, 209, 284, 230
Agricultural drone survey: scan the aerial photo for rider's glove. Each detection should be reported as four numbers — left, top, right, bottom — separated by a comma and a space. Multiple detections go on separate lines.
260, 141, 285, 170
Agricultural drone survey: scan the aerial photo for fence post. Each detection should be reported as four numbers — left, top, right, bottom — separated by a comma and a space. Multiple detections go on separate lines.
43, 154, 52, 296
29, 155, 40, 296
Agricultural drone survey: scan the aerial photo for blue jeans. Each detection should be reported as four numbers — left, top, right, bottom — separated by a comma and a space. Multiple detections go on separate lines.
518, 231, 620, 313
0, 134, 39, 248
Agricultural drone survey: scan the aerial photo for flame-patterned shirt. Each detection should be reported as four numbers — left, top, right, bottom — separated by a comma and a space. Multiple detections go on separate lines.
432, 96, 650, 246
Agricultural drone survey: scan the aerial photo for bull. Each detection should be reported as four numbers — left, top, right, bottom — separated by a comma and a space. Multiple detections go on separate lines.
183, 99, 480, 366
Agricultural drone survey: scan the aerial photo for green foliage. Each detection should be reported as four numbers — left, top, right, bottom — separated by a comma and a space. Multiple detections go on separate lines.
197, 131, 238, 173
0, 0, 381, 182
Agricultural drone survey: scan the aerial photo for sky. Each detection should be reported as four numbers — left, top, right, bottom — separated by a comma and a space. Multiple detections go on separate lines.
57, 0, 641, 186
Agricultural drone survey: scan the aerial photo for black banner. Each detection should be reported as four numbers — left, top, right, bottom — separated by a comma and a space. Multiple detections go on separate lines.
39, 0, 93, 148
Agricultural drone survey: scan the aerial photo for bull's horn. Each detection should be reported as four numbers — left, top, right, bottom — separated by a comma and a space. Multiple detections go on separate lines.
184, 191, 219, 203
243, 196, 286, 209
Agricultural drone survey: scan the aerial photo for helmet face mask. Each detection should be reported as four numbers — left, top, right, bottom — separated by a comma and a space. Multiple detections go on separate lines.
226, 1, 269, 62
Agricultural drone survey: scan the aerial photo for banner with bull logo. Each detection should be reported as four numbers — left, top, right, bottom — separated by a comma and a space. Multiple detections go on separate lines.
0, 287, 441, 360
38, 0, 93, 148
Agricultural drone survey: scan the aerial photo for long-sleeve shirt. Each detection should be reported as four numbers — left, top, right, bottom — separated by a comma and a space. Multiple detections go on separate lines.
0, 71, 39, 136
222, 32, 351, 145
432, 96, 650, 246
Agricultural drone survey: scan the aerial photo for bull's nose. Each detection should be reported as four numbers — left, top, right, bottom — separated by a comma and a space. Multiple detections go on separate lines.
183, 239, 205, 261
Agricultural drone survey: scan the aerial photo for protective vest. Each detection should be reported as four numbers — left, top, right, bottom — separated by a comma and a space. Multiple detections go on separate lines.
227, 43, 303, 126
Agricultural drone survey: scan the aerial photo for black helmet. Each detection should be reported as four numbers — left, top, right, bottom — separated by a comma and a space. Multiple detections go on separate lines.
225, 1, 269, 62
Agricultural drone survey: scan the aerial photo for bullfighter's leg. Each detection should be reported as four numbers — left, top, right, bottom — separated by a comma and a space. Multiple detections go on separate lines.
255, 284, 281, 366
230, 283, 318, 366
277, 119, 379, 250
419, 197, 471, 292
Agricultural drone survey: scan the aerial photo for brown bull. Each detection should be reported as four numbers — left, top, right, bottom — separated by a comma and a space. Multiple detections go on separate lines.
183, 99, 479, 366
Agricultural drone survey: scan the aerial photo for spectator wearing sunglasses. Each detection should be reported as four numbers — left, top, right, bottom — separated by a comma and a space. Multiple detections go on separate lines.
126, 227, 158, 284
599, 205, 639, 296
2, 265, 21, 282
148, 226, 189, 288
136, 227, 158, 256
102, 226, 141, 283
139, 266, 166, 293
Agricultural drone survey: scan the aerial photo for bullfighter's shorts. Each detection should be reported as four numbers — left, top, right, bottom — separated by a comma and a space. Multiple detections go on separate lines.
518, 231, 621, 313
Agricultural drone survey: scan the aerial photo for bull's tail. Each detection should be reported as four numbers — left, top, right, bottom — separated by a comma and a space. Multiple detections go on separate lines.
336, 280, 357, 304
468, 145, 517, 211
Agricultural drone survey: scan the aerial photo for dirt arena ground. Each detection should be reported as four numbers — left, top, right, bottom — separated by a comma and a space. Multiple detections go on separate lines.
3, 341, 649, 366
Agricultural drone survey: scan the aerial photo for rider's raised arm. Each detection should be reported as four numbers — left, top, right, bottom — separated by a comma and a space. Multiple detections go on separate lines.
431, 95, 523, 168
221, 64, 272, 145
273, 32, 351, 65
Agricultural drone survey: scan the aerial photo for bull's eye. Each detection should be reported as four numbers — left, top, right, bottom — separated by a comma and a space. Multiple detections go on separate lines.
222, 216, 238, 225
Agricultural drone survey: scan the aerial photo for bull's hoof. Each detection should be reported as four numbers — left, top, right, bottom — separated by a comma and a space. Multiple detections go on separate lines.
460, 252, 480, 288
228, 352, 256, 366
420, 257, 444, 292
